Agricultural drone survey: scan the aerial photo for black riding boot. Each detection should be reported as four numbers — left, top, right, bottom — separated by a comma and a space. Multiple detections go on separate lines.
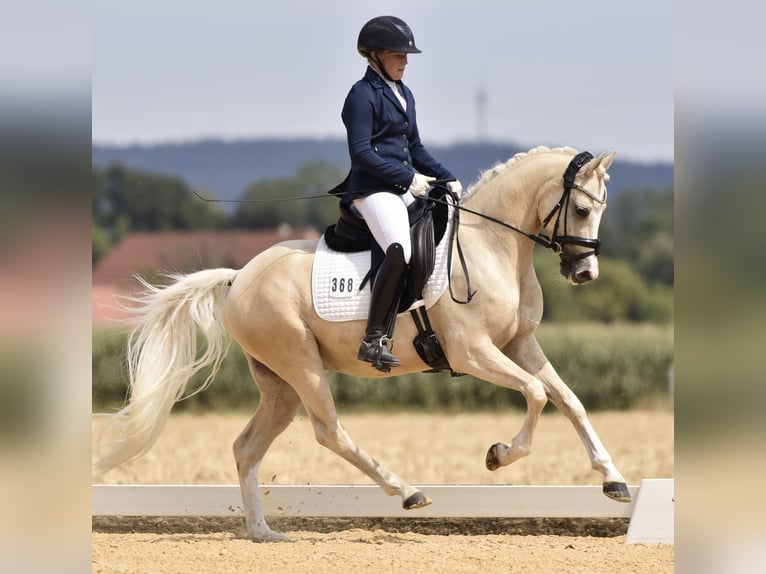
358, 243, 408, 372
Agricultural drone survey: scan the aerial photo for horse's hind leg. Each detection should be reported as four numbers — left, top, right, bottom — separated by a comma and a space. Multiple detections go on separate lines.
278, 348, 430, 510
233, 357, 303, 542
303, 407, 430, 510
506, 337, 631, 502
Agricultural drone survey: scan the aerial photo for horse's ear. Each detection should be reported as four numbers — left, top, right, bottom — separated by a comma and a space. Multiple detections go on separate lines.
581, 151, 618, 176
601, 151, 618, 172
580, 152, 606, 176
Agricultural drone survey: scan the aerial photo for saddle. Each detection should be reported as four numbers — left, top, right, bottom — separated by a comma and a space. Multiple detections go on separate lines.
322, 188, 459, 374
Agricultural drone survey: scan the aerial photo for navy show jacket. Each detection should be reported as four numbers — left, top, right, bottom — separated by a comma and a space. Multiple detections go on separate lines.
332, 66, 454, 205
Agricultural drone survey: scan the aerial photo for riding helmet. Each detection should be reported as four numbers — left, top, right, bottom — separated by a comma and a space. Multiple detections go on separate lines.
357, 16, 421, 56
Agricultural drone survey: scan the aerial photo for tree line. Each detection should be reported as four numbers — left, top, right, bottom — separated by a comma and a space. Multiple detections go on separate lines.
92, 161, 673, 323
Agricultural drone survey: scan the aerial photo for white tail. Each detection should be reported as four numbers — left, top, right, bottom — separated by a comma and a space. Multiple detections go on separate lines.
94, 268, 238, 475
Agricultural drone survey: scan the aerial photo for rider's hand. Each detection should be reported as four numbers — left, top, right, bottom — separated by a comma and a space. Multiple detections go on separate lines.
408, 173, 435, 197
447, 180, 463, 197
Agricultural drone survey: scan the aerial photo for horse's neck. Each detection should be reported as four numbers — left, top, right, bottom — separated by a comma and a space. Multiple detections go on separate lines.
460, 156, 562, 267
463, 165, 547, 236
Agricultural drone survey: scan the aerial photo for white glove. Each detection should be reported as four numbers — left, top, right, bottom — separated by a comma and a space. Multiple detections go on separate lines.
446, 180, 463, 197
408, 173, 436, 197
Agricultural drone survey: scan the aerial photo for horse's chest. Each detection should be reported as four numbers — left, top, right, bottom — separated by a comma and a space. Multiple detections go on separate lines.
474, 277, 541, 341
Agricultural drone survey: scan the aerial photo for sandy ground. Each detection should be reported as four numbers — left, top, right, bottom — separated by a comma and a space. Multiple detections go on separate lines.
92, 409, 674, 573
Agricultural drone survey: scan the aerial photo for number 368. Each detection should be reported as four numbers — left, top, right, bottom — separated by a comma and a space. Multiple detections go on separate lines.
331, 277, 353, 293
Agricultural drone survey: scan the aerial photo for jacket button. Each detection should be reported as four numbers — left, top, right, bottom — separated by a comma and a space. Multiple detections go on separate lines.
404, 122, 409, 127
403, 160, 408, 166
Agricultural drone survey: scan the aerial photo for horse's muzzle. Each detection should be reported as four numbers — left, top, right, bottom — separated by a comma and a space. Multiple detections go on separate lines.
559, 253, 599, 285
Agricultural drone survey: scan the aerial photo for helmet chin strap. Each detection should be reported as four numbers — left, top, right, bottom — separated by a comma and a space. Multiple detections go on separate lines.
370, 52, 395, 82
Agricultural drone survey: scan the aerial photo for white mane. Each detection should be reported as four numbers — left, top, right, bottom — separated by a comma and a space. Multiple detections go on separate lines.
464, 145, 578, 198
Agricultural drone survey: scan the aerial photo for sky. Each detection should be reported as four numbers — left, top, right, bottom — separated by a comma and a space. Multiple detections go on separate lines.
92, 0, 674, 163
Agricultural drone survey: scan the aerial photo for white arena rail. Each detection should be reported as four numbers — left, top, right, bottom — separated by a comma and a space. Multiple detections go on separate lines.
92, 479, 673, 543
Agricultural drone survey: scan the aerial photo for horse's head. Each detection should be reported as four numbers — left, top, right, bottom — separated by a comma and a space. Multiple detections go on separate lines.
540, 151, 617, 285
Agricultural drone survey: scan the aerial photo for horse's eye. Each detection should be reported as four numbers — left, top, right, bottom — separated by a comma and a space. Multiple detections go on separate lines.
575, 206, 590, 217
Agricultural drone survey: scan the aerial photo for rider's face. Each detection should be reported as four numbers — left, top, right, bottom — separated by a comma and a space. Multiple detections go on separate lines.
376, 50, 408, 81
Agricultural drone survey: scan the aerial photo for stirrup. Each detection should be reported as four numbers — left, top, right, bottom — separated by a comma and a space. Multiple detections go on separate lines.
357, 336, 400, 373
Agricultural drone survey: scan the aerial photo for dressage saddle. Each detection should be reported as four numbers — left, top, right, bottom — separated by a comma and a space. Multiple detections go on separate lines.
323, 188, 457, 373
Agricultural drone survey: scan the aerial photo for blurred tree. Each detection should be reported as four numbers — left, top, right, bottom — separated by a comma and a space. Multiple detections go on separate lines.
92, 164, 227, 262
93, 165, 226, 235
598, 187, 674, 286
534, 253, 672, 323
233, 178, 298, 228
574, 259, 651, 322
234, 161, 344, 229
294, 161, 346, 230
91, 223, 111, 264
100, 164, 226, 231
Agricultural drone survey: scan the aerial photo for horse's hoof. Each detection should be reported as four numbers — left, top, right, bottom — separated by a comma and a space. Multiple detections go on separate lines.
603, 481, 631, 503
485, 442, 505, 471
403, 491, 432, 510
249, 529, 291, 543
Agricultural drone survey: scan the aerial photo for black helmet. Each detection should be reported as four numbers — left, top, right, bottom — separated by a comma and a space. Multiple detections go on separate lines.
357, 16, 421, 56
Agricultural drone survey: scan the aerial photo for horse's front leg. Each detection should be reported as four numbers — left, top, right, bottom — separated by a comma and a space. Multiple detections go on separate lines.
536, 360, 631, 501
505, 336, 631, 502
452, 341, 549, 470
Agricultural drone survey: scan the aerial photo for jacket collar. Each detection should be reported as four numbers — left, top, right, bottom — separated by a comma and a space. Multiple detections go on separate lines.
364, 66, 407, 93
364, 66, 408, 114
364, 65, 387, 88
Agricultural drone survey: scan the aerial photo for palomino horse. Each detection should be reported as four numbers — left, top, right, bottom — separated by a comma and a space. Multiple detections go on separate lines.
94, 146, 629, 542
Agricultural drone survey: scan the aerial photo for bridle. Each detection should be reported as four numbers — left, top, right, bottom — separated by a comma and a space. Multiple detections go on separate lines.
538, 151, 607, 264
430, 151, 607, 303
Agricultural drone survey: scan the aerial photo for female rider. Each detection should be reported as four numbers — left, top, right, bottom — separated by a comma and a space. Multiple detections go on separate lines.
333, 16, 462, 372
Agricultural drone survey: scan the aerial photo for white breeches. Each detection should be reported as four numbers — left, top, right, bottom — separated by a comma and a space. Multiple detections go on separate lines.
353, 191, 415, 264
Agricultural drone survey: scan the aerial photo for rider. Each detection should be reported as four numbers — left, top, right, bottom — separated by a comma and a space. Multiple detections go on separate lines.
333, 16, 463, 372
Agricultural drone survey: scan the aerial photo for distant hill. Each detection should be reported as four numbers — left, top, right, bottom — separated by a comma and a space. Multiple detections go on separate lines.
92, 138, 673, 204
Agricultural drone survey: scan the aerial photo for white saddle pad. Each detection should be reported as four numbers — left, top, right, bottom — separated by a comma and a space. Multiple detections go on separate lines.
312, 208, 454, 322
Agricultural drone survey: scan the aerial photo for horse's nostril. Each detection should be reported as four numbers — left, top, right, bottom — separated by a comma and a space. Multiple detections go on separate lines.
575, 269, 593, 283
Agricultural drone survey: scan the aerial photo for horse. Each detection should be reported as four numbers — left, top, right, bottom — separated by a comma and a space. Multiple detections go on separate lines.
94, 146, 629, 542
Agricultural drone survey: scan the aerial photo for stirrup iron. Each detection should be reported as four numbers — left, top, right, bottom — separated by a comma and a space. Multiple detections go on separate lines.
358, 335, 400, 373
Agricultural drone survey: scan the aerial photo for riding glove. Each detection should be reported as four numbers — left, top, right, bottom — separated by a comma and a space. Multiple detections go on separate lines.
408, 173, 436, 197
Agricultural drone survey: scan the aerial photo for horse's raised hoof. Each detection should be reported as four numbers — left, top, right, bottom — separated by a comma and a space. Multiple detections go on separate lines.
485, 442, 506, 471
403, 491, 432, 510
602, 481, 631, 503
